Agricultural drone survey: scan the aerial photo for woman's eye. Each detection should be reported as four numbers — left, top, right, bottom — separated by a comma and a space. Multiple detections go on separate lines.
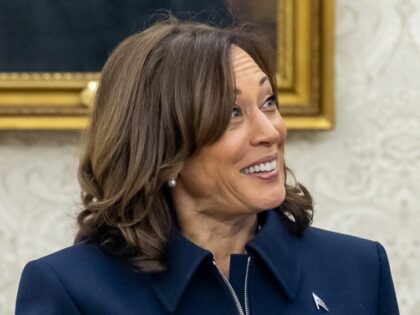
231, 105, 242, 119
262, 95, 277, 109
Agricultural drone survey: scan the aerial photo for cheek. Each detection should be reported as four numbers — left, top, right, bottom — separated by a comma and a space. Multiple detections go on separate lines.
178, 134, 248, 198
203, 130, 249, 168
181, 157, 212, 185
178, 153, 231, 194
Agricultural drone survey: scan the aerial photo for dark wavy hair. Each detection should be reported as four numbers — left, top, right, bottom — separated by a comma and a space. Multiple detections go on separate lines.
75, 18, 313, 273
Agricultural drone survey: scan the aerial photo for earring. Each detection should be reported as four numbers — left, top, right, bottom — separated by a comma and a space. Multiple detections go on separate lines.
167, 176, 177, 188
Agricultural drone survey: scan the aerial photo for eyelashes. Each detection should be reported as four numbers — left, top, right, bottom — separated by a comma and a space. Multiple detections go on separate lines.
231, 105, 242, 119
262, 95, 277, 109
231, 95, 277, 120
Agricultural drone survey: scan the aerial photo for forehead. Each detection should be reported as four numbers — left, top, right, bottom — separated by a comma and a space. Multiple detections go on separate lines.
231, 46, 265, 81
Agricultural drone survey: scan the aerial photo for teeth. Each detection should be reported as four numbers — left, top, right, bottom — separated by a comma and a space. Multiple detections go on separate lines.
242, 159, 277, 174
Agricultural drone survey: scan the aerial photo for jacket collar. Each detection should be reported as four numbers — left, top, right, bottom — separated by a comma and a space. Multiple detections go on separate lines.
146, 227, 212, 313
246, 209, 302, 300
147, 209, 302, 313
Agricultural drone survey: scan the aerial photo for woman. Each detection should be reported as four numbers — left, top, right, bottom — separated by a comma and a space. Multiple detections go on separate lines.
16, 19, 399, 315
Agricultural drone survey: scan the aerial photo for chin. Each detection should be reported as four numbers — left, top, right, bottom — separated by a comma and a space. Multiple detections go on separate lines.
256, 189, 286, 210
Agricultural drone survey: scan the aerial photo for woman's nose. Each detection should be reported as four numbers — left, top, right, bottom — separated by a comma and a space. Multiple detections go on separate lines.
249, 110, 283, 147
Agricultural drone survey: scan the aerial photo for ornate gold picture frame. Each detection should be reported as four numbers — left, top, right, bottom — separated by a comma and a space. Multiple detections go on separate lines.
0, 0, 334, 130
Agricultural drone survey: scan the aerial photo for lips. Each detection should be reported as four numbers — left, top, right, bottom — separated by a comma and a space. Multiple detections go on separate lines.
242, 160, 277, 174
240, 154, 278, 174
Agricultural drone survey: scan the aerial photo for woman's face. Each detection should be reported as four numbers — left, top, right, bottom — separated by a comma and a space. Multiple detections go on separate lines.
173, 46, 287, 218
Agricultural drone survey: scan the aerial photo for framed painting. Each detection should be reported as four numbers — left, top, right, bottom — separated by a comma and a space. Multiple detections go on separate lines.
0, 0, 334, 130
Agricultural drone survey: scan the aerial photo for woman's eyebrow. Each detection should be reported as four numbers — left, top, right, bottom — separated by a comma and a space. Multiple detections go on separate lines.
234, 75, 268, 95
259, 76, 268, 86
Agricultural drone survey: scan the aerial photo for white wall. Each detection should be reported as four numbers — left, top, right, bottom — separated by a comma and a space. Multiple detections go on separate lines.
1, 0, 419, 313
287, 0, 420, 313
0, 132, 81, 313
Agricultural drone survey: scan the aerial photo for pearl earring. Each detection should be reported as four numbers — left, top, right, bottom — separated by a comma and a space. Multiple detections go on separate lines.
167, 176, 177, 188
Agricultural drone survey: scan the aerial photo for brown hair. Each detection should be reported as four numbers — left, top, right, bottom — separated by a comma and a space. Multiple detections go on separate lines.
76, 18, 313, 272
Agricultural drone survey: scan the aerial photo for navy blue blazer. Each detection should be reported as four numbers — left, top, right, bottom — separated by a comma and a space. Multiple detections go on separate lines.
16, 209, 399, 314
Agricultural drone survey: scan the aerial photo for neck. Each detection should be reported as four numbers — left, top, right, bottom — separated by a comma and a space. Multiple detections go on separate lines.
176, 208, 258, 278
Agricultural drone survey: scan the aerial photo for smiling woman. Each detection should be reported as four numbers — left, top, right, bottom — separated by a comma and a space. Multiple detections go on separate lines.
15, 17, 399, 315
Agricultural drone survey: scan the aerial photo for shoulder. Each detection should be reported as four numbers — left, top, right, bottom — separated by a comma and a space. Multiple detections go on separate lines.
295, 226, 399, 314
16, 242, 110, 314
304, 225, 379, 252
20, 241, 133, 286
22, 241, 125, 282
17, 242, 162, 314
301, 225, 384, 268
271, 207, 383, 263
34, 241, 121, 271
23, 241, 146, 290
298, 225, 394, 289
